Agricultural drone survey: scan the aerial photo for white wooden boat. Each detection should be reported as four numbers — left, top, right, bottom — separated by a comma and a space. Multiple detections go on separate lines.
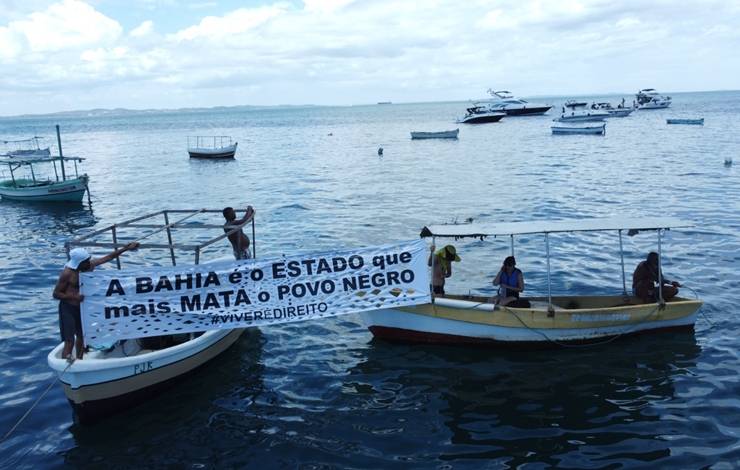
551, 123, 606, 135
410, 129, 459, 139
2, 136, 51, 158
360, 217, 702, 346
667, 118, 704, 125
47, 209, 257, 423
187, 136, 237, 159
0, 156, 89, 202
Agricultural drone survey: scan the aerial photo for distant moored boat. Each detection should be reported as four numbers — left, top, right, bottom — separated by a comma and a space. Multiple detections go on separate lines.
410, 129, 459, 139
666, 118, 704, 125
187, 136, 237, 159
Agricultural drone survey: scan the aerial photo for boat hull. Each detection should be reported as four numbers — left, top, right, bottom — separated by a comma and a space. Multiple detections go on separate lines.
499, 106, 552, 116
410, 129, 459, 139
551, 124, 605, 135
638, 102, 671, 109
360, 295, 701, 347
48, 328, 244, 423
0, 176, 88, 202
667, 118, 704, 125
188, 143, 238, 159
459, 114, 505, 124
607, 109, 633, 117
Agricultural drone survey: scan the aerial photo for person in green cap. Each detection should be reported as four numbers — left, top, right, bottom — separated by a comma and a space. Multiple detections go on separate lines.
428, 244, 460, 295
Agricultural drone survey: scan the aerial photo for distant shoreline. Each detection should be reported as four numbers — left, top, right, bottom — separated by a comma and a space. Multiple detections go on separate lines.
1, 89, 736, 120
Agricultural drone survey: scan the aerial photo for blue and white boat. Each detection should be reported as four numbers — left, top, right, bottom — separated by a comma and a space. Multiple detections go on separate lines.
666, 118, 704, 125
551, 123, 606, 135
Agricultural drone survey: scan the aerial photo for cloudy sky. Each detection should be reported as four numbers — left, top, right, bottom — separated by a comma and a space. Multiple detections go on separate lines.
0, 0, 738, 116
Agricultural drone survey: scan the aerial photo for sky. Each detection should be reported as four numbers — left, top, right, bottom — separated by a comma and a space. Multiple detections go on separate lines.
0, 0, 739, 116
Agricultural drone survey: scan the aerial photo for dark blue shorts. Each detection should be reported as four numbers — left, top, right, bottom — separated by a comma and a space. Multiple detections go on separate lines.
59, 301, 82, 342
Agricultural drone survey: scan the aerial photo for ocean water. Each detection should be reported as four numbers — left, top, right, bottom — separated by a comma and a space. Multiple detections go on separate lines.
0, 91, 739, 468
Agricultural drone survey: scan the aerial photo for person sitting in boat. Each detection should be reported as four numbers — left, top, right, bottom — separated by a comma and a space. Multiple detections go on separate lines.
428, 244, 460, 295
492, 256, 525, 306
53, 243, 140, 360
632, 252, 681, 303
223, 206, 255, 260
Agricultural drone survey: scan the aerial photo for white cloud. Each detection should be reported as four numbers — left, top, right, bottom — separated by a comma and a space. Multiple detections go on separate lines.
1, 0, 739, 115
171, 5, 287, 42
130, 20, 154, 38
0, 0, 121, 59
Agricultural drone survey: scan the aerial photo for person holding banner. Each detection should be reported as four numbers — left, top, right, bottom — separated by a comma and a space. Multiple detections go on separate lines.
53, 242, 140, 360
428, 244, 460, 295
223, 206, 255, 260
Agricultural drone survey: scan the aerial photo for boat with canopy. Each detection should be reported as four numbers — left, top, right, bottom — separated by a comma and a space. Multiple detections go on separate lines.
2, 136, 51, 158
360, 217, 703, 346
47, 208, 257, 423
0, 126, 90, 203
187, 135, 238, 159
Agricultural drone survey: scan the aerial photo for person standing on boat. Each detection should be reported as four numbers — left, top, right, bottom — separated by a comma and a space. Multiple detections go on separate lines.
428, 244, 460, 295
632, 252, 681, 302
53, 243, 140, 360
223, 206, 255, 260
493, 256, 525, 306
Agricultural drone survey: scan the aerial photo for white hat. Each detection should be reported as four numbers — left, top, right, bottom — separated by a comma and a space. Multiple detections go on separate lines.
66, 248, 91, 270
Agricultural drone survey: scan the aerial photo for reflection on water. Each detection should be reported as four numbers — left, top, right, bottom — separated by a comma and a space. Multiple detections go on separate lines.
348, 331, 700, 467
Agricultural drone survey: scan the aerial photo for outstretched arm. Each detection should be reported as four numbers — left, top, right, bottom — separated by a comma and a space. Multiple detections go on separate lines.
235, 206, 255, 225
92, 242, 140, 267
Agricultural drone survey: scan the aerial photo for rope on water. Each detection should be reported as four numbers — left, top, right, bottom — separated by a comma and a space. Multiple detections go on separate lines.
0, 358, 75, 444
683, 284, 715, 328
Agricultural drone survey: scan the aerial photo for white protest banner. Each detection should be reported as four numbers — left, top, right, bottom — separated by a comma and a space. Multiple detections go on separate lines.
81, 239, 430, 345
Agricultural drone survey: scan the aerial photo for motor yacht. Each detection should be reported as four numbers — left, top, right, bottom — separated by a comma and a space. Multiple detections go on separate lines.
478, 89, 552, 116
457, 106, 505, 124
636, 89, 671, 109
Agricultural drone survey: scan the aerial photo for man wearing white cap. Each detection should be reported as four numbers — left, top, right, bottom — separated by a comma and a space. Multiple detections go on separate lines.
53, 242, 139, 360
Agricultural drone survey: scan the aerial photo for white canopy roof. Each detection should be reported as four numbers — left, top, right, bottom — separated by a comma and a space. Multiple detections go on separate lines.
420, 216, 692, 239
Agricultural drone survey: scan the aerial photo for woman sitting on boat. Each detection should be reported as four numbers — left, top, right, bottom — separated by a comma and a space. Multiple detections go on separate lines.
492, 256, 524, 306
428, 244, 460, 295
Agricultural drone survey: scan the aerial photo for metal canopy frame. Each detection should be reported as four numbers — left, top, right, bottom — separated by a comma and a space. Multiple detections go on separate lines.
423, 217, 689, 313
66, 208, 256, 268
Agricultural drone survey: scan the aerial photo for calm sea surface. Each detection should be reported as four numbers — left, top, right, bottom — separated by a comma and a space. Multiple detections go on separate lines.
1, 92, 739, 468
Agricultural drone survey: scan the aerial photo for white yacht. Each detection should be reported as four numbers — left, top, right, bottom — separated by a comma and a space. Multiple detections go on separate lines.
636, 89, 671, 109
477, 89, 552, 116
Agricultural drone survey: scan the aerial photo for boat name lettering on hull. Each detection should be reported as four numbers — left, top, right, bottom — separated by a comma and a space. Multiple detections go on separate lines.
572, 313, 630, 322
134, 361, 154, 374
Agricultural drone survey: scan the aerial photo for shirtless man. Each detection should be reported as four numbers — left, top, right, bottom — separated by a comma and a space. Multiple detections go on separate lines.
223, 206, 255, 260
53, 242, 139, 360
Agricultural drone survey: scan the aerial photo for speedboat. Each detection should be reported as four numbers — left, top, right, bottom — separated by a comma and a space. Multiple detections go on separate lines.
592, 102, 633, 117
410, 129, 460, 139
360, 217, 702, 346
554, 109, 609, 122
187, 136, 237, 159
47, 209, 257, 423
457, 106, 505, 124
636, 89, 671, 109
479, 90, 552, 116
551, 122, 606, 135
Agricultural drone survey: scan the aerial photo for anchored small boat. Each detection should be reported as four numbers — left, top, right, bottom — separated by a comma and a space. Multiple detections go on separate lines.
551, 123, 606, 135
360, 217, 702, 346
667, 118, 704, 125
410, 129, 459, 139
0, 127, 89, 203
47, 209, 257, 423
2, 136, 51, 158
187, 136, 237, 159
